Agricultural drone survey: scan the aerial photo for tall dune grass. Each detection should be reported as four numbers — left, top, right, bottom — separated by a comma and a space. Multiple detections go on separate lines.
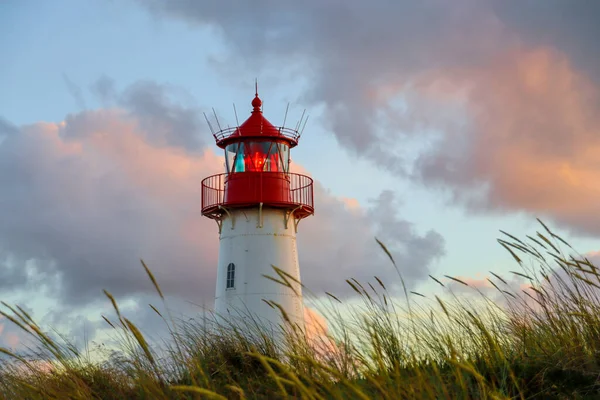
1, 220, 600, 399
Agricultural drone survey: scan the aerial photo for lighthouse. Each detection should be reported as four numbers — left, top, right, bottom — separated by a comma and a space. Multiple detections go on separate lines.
201, 90, 314, 334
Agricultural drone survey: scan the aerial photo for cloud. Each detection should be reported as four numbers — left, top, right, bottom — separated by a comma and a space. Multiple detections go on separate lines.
137, 0, 510, 170
586, 251, 600, 261
291, 164, 445, 296
0, 117, 18, 147
446, 276, 495, 294
119, 81, 207, 151
0, 79, 223, 312
137, 1, 600, 237
0, 110, 222, 306
303, 306, 339, 358
443, 244, 600, 313
490, 0, 600, 83
62, 73, 87, 111
304, 307, 327, 340
411, 48, 600, 235
90, 75, 117, 107
0, 118, 18, 136
0, 317, 21, 349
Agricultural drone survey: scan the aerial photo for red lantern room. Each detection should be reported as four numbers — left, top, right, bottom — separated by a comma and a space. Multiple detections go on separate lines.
201, 93, 314, 221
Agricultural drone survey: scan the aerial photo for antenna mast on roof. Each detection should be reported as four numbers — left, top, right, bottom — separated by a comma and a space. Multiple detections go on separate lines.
233, 102, 243, 137
203, 112, 216, 139
295, 109, 306, 132
282, 103, 290, 128
299, 114, 310, 139
212, 108, 223, 132
233, 103, 240, 126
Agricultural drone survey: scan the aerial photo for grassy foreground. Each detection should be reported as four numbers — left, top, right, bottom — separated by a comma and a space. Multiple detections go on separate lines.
2, 220, 600, 399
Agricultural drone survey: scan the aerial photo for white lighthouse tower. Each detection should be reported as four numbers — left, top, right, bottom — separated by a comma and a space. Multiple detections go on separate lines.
201, 91, 314, 334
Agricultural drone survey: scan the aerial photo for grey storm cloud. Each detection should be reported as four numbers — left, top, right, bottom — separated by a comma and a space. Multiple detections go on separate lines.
138, 0, 600, 238
0, 79, 445, 320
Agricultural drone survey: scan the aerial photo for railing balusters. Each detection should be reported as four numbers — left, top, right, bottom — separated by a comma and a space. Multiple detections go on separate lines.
202, 172, 313, 214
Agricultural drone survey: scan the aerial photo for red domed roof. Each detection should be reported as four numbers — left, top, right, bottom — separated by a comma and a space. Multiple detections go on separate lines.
214, 94, 300, 148
235, 94, 281, 137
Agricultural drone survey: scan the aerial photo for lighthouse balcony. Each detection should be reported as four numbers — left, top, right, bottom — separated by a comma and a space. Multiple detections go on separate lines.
201, 172, 314, 220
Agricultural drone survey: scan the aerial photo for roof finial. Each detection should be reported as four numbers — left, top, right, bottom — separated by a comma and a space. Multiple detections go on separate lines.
251, 78, 262, 112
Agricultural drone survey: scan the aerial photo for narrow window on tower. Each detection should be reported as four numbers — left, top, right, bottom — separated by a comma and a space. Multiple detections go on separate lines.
226, 263, 235, 289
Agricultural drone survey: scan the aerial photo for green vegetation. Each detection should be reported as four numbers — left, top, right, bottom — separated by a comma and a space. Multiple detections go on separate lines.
2, 220, 600, 399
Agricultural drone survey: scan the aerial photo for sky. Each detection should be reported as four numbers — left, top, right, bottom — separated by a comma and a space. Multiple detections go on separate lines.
1, 0, 600, 350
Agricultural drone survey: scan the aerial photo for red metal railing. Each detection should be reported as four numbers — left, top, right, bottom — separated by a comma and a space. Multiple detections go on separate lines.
201, 172, 314, 219
213, 126, 301, 142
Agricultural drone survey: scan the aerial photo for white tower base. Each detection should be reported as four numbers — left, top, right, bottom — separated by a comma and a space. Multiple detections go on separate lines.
214, 207, 305, 338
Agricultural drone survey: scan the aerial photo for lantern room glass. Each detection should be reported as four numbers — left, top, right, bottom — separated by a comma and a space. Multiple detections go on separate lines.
225, 141, 290, 174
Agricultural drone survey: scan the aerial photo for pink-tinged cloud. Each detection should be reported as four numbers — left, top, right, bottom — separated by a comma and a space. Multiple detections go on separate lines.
411, 48, 600, 236
446, 276, 495, 292
303, 306, 339, 358
303, 306, 327, 341
0, 317, 22, 350
443, 250, 600, 315
0, 109, 223, 305
443, 271, 530, 306
585, 251, 600, 261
